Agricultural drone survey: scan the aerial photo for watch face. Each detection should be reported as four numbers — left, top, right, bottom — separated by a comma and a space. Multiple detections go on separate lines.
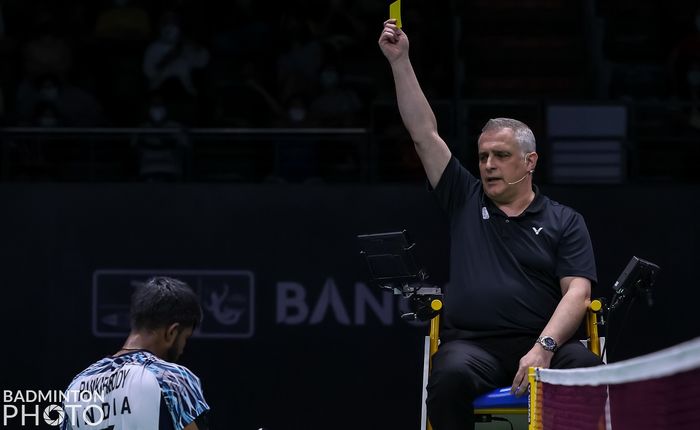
539, 336, 557, 351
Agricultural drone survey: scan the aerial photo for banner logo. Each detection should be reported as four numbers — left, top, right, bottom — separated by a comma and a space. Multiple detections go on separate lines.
92, 269, 255, 339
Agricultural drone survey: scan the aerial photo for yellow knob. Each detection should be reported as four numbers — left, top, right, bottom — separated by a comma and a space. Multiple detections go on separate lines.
590, 299, 602, 312
431, 299, 443, 311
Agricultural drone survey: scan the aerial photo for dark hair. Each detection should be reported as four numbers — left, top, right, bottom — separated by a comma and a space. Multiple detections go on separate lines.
130, 276, 202, 330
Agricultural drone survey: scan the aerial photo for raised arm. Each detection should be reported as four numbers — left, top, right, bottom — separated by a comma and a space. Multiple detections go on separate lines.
378, 20, 451, 188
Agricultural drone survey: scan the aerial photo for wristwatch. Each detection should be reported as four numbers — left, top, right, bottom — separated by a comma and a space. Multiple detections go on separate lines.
536, 335, 558, 352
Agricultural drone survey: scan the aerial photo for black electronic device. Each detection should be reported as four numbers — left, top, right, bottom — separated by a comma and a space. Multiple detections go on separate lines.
357, 230, 442, 321
610, 256, 660, 309
356, 230, 421, 286
601, 256, 661, 359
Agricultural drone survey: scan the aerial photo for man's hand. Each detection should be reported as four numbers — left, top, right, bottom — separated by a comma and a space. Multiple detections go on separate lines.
510, 344, 554, 397
378, 19, 409, 64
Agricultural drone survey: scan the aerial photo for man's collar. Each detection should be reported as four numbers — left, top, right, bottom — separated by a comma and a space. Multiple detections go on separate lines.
482, 185, 544, 217
524, 184, 545, 214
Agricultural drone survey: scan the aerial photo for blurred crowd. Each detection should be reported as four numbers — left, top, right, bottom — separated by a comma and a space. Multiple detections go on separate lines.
1, 0, 700, 183
1, 0, 699, 129
0, 0, 431, 129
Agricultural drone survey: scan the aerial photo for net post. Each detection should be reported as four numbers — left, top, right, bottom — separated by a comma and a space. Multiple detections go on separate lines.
587, 299, 603, 356
528, 367, 541, 430
425, 314, 440, 430
429, 314, 440, 371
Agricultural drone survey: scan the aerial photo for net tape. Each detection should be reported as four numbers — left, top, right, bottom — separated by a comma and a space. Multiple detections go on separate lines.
535, 336, 700, 386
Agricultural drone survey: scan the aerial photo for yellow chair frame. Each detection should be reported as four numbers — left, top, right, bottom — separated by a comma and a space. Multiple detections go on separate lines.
423, 299, 605, 430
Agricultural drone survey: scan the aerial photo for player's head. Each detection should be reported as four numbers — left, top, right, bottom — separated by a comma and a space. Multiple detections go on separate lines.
130, 276, 202, 361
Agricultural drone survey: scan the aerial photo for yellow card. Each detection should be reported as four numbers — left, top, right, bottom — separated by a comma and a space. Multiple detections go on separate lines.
390, 0, 402, 28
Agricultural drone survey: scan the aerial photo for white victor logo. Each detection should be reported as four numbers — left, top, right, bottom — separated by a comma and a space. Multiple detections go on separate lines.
532, 227, 543, 235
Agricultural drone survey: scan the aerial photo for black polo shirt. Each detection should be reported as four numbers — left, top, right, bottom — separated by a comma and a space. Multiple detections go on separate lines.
434, 156, 597, 339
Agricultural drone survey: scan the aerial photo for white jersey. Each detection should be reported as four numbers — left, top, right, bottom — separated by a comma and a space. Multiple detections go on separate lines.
61, 350, 209, 430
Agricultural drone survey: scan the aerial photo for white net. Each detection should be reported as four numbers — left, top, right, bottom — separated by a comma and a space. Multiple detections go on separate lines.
529, 337, 700, 430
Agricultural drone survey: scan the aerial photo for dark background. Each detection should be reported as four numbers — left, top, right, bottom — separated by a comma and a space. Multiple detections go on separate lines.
1, 1, 700, 429
1, 184, 698, 430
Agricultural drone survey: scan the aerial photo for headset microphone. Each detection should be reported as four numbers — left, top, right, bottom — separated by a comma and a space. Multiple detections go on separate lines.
506, 170, 534, 185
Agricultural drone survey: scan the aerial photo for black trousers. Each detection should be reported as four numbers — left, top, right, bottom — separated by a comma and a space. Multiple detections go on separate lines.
426, 335, 602, 430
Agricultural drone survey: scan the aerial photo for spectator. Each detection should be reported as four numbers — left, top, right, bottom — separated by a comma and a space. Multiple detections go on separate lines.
14, 73, 104, 126
21, 18, 73, 81
308, 62, 363, 127
267, 93, 322, 183
311, 0, 365, 54
276, 14, 323, 102
143, 10, 209, 96
281, 94, 311, 128
131, 92, 190, 181
142, 10, 209, 125
91, 0, 151, 126
30, 100, 64, 127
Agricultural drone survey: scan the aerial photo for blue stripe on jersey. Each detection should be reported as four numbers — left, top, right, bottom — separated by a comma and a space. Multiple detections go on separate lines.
145, 354, 210, 429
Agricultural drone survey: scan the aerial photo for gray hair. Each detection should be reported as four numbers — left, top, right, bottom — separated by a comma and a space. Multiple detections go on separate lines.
481, 118, 536, 154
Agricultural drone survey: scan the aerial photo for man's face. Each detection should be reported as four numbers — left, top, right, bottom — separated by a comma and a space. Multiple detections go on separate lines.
477, 128, 531, 203
166, 325, 194, 362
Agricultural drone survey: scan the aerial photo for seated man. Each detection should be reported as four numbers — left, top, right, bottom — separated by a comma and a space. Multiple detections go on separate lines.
378, 20, 602, 430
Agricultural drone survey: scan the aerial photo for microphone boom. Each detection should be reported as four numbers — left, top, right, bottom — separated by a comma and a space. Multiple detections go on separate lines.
506, 172, 530, 185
